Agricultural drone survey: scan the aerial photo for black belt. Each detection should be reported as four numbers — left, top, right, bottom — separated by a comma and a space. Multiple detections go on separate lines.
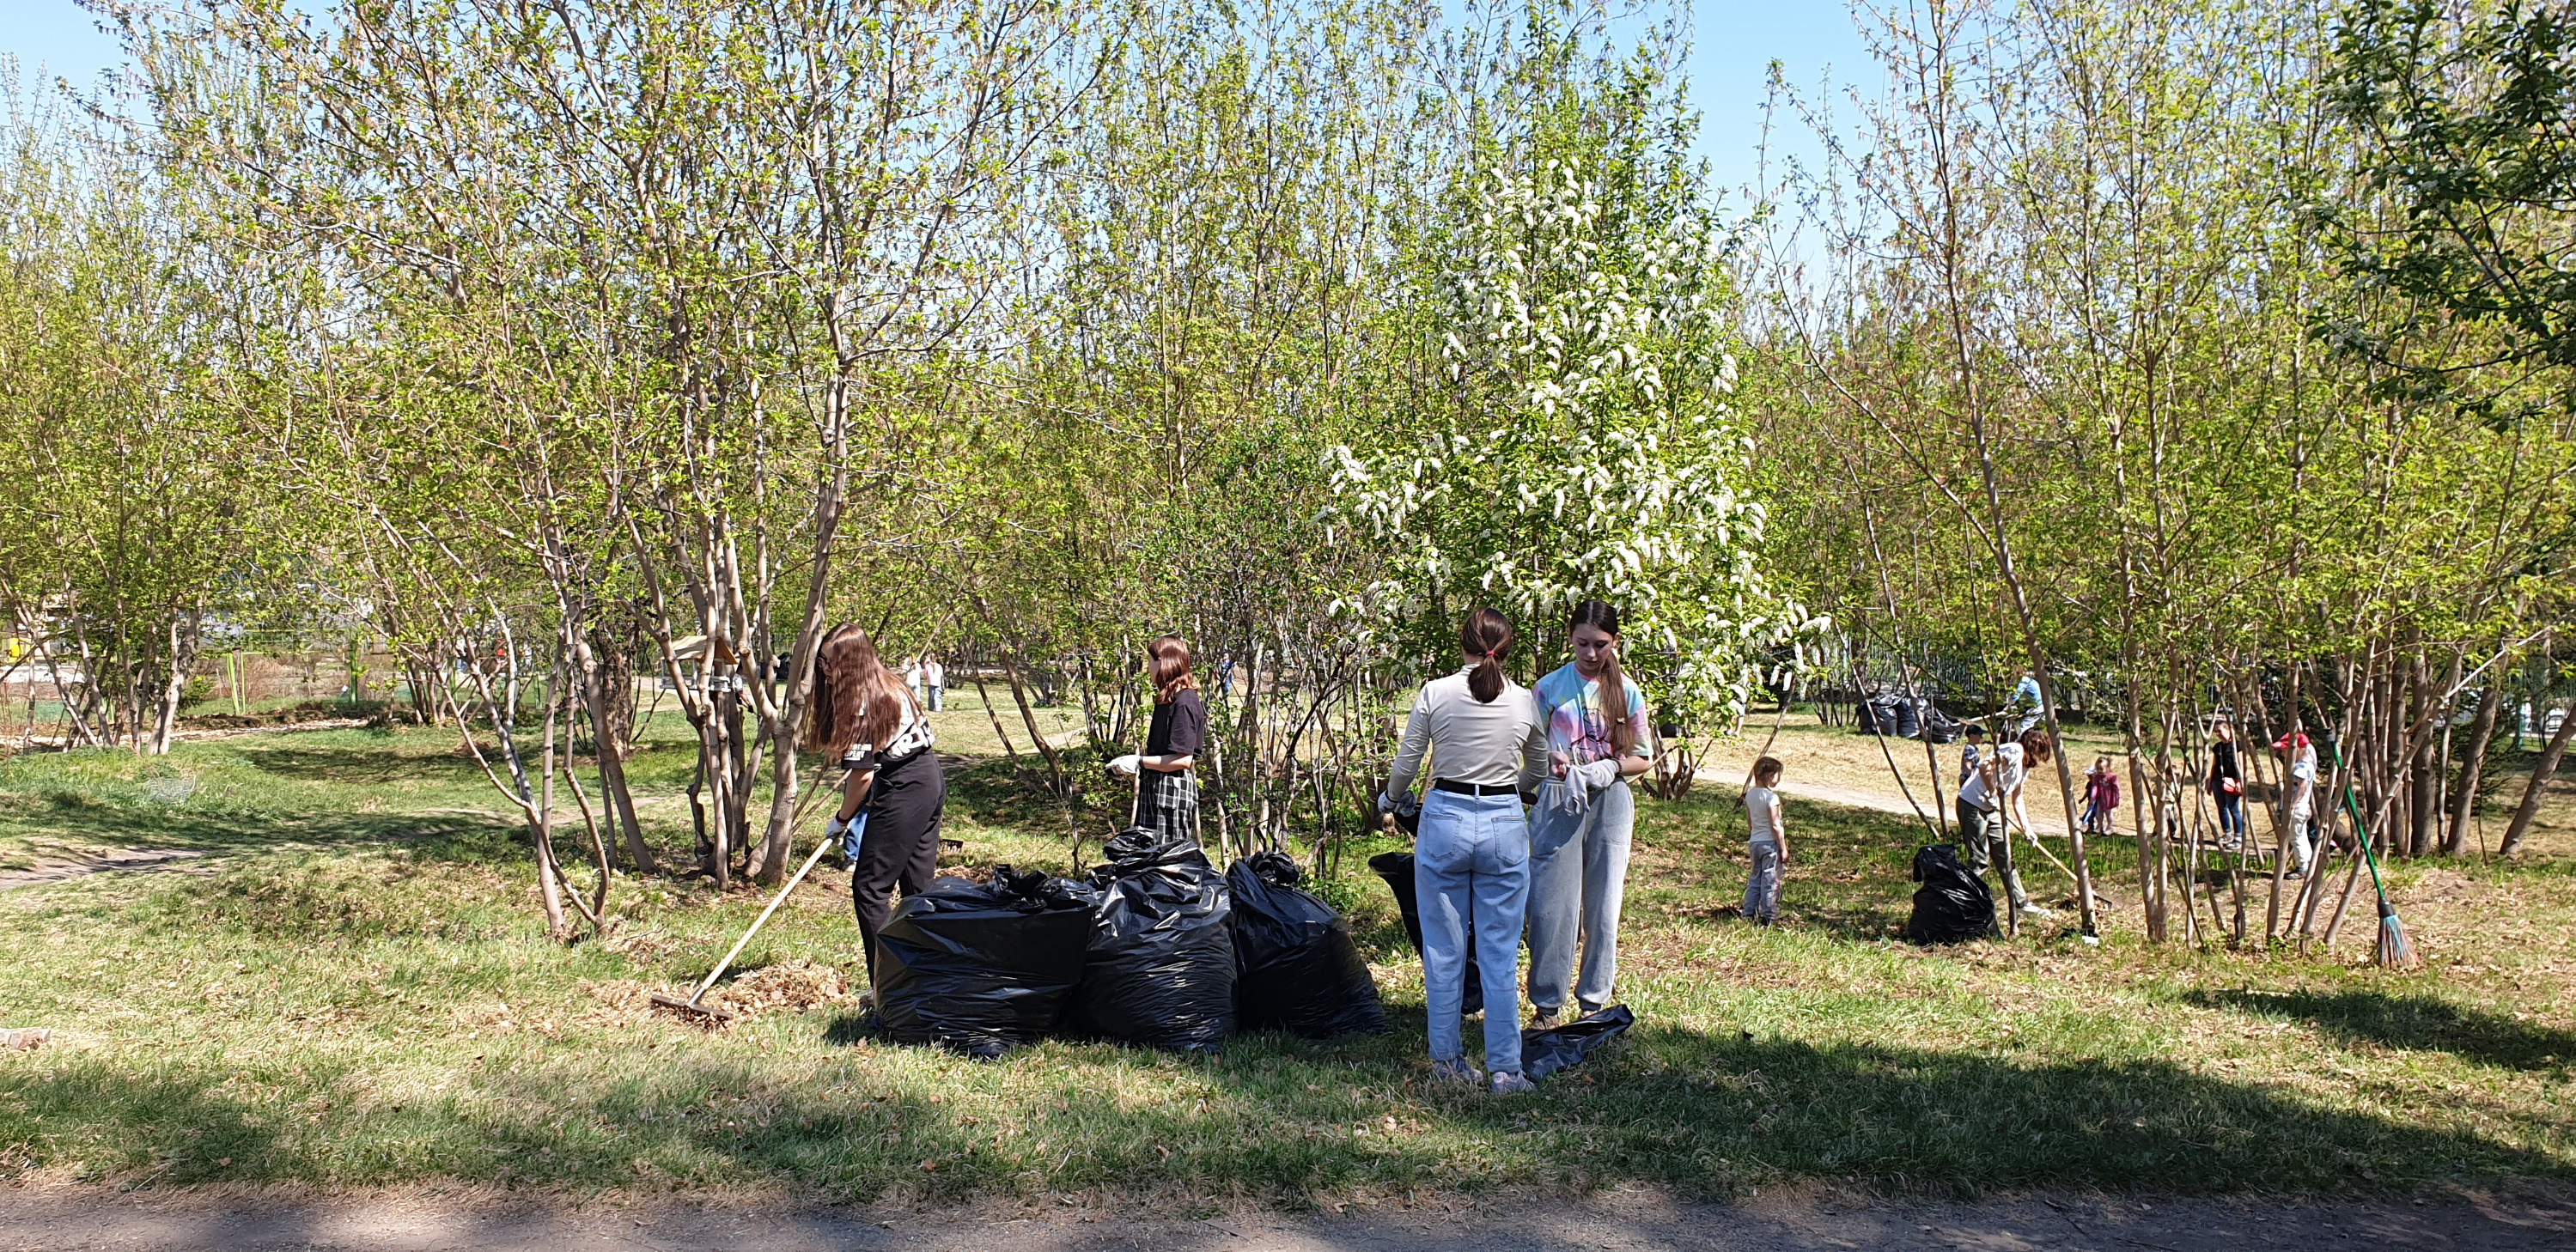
1434, 779, 1518, 797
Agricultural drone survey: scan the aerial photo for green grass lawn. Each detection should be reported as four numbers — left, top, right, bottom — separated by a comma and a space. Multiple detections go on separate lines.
1, 723, 2571, 1205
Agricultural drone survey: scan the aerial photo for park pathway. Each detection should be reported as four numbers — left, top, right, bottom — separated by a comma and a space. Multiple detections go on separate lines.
3, 1183, 2571, 1251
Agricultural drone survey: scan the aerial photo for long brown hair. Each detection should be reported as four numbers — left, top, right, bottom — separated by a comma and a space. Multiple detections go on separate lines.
1148, 635, 1199, 704
1568, 599, 1636, 753
1459, 608, 1514, 703
804, 623, 907, 762
2019, 727, 2055, 763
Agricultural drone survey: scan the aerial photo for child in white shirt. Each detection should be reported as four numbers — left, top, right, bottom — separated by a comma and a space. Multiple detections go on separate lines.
1743, 756, 1789, 926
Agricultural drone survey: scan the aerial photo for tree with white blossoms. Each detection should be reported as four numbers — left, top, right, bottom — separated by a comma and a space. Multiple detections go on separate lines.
1331, 126, 1819, 726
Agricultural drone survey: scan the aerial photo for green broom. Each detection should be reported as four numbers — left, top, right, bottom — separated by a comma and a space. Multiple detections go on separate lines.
2333, 744, 2418, 970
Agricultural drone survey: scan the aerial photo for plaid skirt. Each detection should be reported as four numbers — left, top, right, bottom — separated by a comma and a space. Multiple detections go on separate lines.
1136, 769, 1201, 846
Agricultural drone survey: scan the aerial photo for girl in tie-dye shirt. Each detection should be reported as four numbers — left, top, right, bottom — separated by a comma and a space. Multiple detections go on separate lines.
1522, 600, 1653, 1026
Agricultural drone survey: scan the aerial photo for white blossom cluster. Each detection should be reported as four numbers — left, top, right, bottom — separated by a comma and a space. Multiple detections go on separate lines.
1330, 155, 1824, 725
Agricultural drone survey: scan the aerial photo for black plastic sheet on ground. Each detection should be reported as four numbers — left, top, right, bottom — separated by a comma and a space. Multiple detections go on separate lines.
1519, 1003, 1635, 1080
1069, 829, 1236, 1053
1367, 851, 1481, 1018
1905, 843, 1995, 944
1227, 850, 1385, 1039
872, 865, 1093, 1058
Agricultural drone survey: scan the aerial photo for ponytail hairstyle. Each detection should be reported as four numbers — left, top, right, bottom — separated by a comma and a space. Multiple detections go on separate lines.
803, 623, 906, 763
1148, 635, 1199, 704
1568, 599, 1636, 753
1459, 607, 1515, 703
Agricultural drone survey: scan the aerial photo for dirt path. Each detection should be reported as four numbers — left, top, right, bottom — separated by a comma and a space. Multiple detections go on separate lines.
4, 1184, 2570, 1251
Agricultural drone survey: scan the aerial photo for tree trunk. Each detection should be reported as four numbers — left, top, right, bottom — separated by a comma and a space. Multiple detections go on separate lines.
146, 610, 202, 756
2446, 678, 2501, 856
2499, 694, 2576, 857
1001, 650, 1068, 798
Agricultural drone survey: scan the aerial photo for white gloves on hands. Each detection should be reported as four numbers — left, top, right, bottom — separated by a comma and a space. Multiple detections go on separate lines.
1549, 757, 1627, 815
1107, 754, 1142, 779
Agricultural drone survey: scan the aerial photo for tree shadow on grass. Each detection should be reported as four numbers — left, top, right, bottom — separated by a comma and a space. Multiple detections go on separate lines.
234, 741, 490, 787
2185, 988, 2576, 1073
10, 1014, 2571, 1202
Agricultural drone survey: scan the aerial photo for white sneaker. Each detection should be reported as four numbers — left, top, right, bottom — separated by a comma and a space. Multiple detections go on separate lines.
1431, 1057, 1484, 1086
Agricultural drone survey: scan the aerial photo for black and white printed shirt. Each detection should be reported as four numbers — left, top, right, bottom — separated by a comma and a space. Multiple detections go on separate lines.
838, 693, 935, 771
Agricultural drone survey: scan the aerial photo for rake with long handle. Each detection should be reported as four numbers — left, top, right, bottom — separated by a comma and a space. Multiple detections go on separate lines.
653, 770, 861, 1024
2330, 743, 2418, 969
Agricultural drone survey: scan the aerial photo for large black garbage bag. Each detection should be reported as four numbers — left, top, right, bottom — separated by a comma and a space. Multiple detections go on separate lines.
1069, 829, 1236, 1053
1227, 851, 1386, 1039
1905, 843, 1995, 944
1367, 851, 1481, 1018
874, 865, 1093, 1058
1519, 1003, 1635, 1080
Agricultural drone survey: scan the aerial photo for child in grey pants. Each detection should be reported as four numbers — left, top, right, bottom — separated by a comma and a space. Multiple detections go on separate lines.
1742, 757, 1788, 924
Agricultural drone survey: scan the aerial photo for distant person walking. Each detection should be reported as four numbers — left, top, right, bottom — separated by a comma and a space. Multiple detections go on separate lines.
2275, 731, 2319, 879
1380, 608, 1547, 1094
1524, 599, 1653, 1028
2208, 719, 2246, 850
1957, 726, 2055, 917
807, 625, 944, 982
923, 655, 946, 713
903, 656, 926, 708
1109, 636, 1206, 846
1741, 756, 1790, 926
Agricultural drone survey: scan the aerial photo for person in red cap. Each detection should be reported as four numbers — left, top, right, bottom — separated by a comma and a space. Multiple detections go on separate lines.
2272, 731, 2318, 878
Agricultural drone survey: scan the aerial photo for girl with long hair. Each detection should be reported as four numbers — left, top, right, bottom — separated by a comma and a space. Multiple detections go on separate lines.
1108, 635, 1206, 844
2208, 719, 2246, 851
805, 623, 945, 981
1380, 608, 1549, 1093
1957, 726, 2055, 916
1524, 599, 1654, 1026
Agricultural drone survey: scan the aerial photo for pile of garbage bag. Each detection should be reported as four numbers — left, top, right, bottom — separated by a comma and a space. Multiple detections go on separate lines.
872, 865, 1094, 1058
1069, 829, 1238, 1053
1227, 850, 1385, 1038
871, 834, 1387, 1057
1904, 843, 1994, 944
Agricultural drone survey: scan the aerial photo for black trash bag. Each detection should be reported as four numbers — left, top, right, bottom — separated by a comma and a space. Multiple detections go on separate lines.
1227, 851, 1386, 1039
1891, 696, 1922, 739
1905, 843, 1995, 944
1069, 829, 1236, 1053
1917, 706, 1964, 744
1367, 851, 1481, 1018
1519, 1004, 1635, 1081
873, 865, 1093, 1058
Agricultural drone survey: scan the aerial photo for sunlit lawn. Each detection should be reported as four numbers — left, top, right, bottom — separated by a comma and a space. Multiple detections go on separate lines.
1, 721, 2571, 1203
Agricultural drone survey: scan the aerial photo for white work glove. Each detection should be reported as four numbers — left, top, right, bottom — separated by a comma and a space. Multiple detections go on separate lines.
1107, 754, 1142, 779
1574, 757, 1623, 791
825, 814, 849, 857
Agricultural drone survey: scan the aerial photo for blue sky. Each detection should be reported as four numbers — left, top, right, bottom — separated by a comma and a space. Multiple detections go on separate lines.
6, 1, 1869, 204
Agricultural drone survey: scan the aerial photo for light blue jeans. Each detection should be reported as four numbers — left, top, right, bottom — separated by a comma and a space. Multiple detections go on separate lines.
1526, 778, 1633, 1012
1743, 839, 1781, 923
1416, 788, 1531, 1074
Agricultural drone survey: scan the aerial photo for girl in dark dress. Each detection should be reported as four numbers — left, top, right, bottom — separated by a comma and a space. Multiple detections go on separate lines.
807, 623, 944, 980
1113, 635, 1205, 845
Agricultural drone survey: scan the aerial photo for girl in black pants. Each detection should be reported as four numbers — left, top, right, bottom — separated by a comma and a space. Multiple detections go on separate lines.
807, 623, 945, 980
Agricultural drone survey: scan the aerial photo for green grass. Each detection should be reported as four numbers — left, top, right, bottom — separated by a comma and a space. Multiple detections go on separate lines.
1, 724, 2572, 1204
